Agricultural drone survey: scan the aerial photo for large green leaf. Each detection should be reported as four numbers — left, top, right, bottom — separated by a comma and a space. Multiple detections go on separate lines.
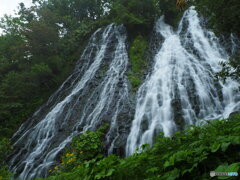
215, 163, 240, 180
221, 142, 231, 152
162, 168, 180, 180
211, 142, 221, 153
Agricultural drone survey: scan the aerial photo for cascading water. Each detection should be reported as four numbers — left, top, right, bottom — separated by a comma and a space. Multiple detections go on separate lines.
8, 24, 131, 179
126, 7, 240, 155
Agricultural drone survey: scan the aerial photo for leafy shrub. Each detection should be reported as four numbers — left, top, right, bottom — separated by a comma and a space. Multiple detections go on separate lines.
0, 138, 12, 163
108, 0, 160, 26
44, 114, 240, 180
0, 166, 12, 180
217, 54, 240, 82
128, 35, 147, 91
0, 138, 12, 179
48, 124, 109, 176
195, 0, 240, 36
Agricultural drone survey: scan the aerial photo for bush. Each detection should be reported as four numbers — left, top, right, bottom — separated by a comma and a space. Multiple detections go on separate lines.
128, 35, 148, 91
0, 166, 12, 180
0, 138, 12, 179
47, 124, 109, 176
0, 138, 12, 163
195, 0, 240, 36
217, 54, 240, 82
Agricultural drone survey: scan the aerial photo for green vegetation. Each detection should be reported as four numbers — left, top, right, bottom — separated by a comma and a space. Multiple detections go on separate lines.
107, 0, 160, 26
46, 124, 109, 177
195, 0, 240, 37
158, 0, 185, 28
40, 114, 240, 180
0, 138, 12, 179
217, 54, 240, 82
128, 35, 148, 91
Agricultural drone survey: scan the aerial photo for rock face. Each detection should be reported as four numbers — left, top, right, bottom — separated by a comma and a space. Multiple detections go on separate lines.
8, 24, 133, 179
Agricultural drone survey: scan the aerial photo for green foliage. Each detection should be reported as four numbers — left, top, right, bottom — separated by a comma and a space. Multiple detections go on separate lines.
69, 130, 104, 160
128, 35, 148, 91
195, 0, 240, 36
0, 138, 12, 163
108, 0, 160, 26
0, 0, 78, 143
0, 166, 12, 180
215, 162, 240, 173
44, 114, 240, 180
157, 0, 185, 28
47, 124, 109, 176
217, 54, 240, 82
0, 138, 12, 179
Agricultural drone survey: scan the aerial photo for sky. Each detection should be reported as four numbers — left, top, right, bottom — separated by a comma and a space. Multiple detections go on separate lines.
0, 0, 33, 18
0, 0, 33, 33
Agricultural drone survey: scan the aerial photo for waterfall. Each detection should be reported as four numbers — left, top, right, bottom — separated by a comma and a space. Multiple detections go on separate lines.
126, 7, 240, 155
8, 24, 131, 179
8, 5, 240, 179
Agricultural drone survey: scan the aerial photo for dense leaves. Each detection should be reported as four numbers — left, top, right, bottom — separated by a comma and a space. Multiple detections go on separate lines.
46, 124, 109, 177
217, 54, 240, 82
0, 138, 12, 179
128, 35, 148, 91
107, 0, 159, 26
195, 0, 240, 37
41, 114, 240, 180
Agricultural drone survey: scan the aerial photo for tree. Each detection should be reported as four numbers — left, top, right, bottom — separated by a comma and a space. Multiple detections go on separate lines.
176, 0, 187, 10
217, 55, 240, 82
